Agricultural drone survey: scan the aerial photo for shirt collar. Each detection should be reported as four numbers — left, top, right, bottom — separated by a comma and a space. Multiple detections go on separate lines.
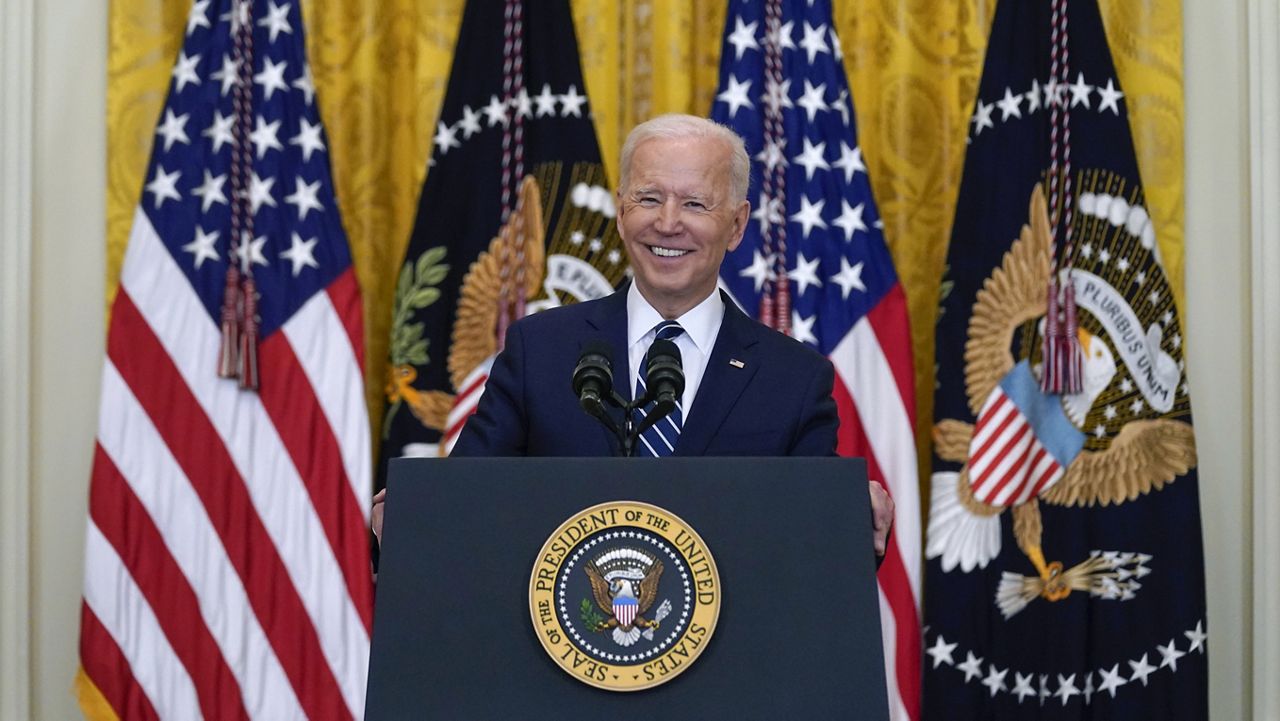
626, 282, 724, 356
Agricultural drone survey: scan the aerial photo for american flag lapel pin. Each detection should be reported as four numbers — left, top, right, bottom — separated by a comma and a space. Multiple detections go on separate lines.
729, 359, 745, 368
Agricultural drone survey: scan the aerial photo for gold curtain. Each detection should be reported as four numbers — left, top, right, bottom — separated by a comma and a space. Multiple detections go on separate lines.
106, 0, 1184, 477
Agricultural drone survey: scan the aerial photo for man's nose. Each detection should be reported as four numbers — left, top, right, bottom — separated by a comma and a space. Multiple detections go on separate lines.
655, 200, 682, 233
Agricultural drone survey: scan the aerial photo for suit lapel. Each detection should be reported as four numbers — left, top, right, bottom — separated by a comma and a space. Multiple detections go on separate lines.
676, 292, 760, 456
584, 287, 632, 402
584, 288, 631, 452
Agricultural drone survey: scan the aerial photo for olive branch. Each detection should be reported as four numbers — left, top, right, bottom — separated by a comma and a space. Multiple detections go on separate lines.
579, 598, 608, 632
937, 263, 954, 320
389, 246, 449, 367
382, 247, 449, 438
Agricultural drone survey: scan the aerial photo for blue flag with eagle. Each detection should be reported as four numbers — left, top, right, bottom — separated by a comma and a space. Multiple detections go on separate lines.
924, 0, 1207, 717
379, 0, 625, 474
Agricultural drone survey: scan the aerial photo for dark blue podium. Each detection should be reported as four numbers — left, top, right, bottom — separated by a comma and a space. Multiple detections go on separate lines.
367, 456, 888, 719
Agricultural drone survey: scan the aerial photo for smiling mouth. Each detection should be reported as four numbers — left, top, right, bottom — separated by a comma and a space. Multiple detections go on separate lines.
649, 246, 690, 258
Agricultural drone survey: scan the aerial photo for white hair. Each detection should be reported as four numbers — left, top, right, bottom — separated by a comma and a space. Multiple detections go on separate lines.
618, 114, 750, 202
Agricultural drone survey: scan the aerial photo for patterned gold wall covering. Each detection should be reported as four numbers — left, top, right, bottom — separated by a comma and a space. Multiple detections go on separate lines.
106, 0, 1183, 487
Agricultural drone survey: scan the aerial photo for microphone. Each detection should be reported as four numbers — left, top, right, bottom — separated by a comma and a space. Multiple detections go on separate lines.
572, 340, 615, 417
644, 338, 685, 409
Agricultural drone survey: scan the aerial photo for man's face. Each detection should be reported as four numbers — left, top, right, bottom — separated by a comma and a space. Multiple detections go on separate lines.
616, 136, 749, 319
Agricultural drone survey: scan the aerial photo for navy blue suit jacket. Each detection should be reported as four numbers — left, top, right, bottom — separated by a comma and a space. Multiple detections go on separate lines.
452, 288, 839, 457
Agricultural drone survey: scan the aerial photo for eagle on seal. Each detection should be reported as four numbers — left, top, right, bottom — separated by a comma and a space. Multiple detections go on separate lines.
585, 549, 665, 647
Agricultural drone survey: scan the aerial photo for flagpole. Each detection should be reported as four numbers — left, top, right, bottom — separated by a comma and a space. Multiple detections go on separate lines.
0, 0, 34, 714
1247, 0, 1280, 714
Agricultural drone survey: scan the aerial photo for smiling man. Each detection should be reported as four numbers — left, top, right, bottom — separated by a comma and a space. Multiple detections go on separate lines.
615, 116, 751, 320
375, 114, 893, 558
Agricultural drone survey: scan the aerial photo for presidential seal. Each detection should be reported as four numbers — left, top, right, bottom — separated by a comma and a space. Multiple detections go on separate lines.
529, 502, 720, 691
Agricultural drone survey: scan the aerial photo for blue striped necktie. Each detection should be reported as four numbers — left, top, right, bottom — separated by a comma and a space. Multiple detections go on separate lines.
633, 321, 685, 457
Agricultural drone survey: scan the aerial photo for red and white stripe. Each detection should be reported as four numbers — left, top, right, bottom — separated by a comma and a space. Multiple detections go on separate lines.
828, 283, 921, 721
443, 357, 495, 454
81, 210, 373, 720
968, 389, 1065, 507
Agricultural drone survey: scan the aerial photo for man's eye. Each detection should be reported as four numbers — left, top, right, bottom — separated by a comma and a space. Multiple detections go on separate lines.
686, 201, 706, 210
638, 197, 659, 206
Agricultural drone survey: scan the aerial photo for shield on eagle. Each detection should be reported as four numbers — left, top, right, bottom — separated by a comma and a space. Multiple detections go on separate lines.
613, 596, 638, 627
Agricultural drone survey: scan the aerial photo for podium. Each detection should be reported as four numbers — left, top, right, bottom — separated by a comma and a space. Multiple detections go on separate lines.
367, 457, 888, 719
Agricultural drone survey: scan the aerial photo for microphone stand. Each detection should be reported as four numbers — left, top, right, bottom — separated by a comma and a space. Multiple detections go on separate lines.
610, 396, 681, 458
593, 391, 676, 457
620, 400, 635, 458
575, 339, 681, 457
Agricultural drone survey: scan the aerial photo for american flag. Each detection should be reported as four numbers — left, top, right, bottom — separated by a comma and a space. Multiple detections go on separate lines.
79, 1, 373, 719
710, 1, 922, 719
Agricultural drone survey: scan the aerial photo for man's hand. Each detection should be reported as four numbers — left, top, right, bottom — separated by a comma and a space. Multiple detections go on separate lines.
869, 480, 894, 557
371, 488, 387, 547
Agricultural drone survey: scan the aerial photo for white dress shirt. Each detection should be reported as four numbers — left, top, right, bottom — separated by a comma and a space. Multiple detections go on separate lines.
626, 282, 724, 415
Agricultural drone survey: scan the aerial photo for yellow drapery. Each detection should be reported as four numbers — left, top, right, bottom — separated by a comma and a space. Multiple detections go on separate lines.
105, 0, 1184, 484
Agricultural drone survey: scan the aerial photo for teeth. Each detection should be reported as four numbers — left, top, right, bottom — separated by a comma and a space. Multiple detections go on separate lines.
650, 246, 689, 258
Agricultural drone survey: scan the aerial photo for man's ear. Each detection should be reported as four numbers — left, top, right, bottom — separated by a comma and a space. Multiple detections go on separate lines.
726, 199, 750, 253
614, 189, 628, 241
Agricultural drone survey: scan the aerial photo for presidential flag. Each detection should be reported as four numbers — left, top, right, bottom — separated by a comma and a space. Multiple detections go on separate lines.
924, 0, 1207, 717
79, 1, 373, 719
710, 2, 922, 719
379, 0, 626, 469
